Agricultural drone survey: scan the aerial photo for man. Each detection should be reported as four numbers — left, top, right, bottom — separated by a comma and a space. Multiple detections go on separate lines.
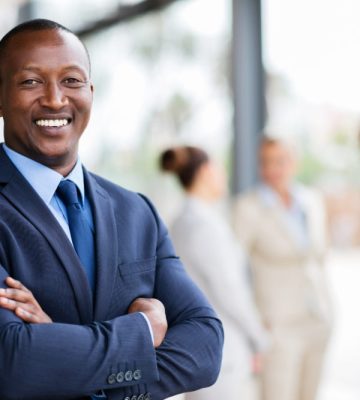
233, 137, 333, 400
0, 19, 223, 400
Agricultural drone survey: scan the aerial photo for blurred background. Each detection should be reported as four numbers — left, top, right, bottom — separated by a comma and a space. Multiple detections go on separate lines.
1, 0, 360, 398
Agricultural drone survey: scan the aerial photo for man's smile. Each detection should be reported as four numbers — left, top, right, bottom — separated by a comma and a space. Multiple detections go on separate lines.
34, 118, 71, 128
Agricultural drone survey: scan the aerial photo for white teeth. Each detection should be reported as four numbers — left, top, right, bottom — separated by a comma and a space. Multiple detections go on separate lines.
35, 119, 69, 127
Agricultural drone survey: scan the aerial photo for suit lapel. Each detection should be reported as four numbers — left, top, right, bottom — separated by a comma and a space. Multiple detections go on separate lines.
84, 171, 118, 321
0, 148, 93, 323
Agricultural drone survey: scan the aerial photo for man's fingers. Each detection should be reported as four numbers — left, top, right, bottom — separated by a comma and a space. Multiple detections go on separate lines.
0, 299, 46, 323
0, 297, 35, 313
14, 307, 39, 323
15, 306, 52, 323
5, 276, 31, 292
0, 279, 52, 324
0, 296, 18, 310
0, 287, 33, 303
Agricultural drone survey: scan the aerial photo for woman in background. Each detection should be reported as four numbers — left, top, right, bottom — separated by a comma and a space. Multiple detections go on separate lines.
160, 146, 268, 400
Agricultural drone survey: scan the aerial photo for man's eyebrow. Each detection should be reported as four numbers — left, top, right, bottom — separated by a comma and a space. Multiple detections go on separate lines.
21, 64, 88, 74
22, 66, 41, 72
61, 65, 89, 74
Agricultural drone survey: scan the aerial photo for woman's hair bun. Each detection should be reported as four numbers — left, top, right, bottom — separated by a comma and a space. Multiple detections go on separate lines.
160, 147, 188, 173
160, 146, 209, 188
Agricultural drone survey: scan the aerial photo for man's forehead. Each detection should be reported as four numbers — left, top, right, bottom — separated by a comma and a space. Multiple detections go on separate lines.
6, 29, 80, 54
2, 29, 90, 72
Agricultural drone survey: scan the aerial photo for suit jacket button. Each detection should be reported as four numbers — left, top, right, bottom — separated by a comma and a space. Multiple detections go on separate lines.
144, 393, 152, 400
125, 370, 133, 381
137, 394, 145, 400
133, 369, 142, 381
116, 371, 124, 383
107, 373, 116, 385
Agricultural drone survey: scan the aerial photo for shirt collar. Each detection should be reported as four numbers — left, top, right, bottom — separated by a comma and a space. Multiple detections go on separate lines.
258, 184, 280, 207
3, 143, 85, 205
258, 183, 303, 211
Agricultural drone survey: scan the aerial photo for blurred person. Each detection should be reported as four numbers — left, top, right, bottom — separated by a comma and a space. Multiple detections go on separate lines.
160, 146, 269, 400
233, 137, 333, 400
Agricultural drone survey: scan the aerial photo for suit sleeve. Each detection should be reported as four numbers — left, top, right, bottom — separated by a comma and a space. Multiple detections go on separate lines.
0, 265, 159, 400
136, 196, 224, 400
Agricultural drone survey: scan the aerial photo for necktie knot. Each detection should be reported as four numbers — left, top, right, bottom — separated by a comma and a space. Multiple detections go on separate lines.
57, 180, 80, 207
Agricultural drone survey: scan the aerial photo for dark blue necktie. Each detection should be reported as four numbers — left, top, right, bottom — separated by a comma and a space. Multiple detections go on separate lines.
56, 180, 95, 292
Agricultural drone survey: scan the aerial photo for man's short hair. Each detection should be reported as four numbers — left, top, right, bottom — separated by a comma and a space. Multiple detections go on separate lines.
0, 18, 91, 75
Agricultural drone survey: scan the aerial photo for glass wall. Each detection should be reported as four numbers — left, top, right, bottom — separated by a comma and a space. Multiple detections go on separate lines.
82, 0, 231, 220
264, 0, 360, 247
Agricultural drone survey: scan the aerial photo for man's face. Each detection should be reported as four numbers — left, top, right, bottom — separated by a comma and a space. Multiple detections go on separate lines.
0, 29, 93, 171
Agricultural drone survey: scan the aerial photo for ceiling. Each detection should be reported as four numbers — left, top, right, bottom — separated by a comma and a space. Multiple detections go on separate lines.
0, 0, 184, 39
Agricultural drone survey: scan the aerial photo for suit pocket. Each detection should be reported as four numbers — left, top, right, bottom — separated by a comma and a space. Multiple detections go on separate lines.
107, 257, 157, 319
118, 257, 156, 276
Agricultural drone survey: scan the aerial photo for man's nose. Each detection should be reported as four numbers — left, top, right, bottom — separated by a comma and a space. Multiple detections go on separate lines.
39, 82, 68, 109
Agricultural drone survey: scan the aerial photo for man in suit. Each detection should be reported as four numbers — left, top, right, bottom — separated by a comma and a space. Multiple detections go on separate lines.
0, 19, 223, 400
233, 137, 332, 400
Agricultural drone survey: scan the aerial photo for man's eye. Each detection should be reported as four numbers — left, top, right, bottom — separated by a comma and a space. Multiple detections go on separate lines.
63, 78, 84, 85
21, 79, 39, 86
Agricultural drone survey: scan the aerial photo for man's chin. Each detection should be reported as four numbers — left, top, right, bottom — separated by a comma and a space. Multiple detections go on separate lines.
31, 147, 78, 172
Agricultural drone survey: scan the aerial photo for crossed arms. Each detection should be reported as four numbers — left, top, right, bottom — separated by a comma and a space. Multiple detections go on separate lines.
0, 219, 223, 400
0, 276, 168, 347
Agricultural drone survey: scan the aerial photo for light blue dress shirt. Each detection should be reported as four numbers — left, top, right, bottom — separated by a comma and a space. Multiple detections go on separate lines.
258, 184, 309, 250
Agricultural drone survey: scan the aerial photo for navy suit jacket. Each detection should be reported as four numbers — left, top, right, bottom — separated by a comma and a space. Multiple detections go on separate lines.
0, 147, 223, 400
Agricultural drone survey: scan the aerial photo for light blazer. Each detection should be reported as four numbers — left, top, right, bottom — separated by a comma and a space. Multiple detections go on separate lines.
233, 186, 332, 326
0, 147, 223, 400
171, 198, 268, 380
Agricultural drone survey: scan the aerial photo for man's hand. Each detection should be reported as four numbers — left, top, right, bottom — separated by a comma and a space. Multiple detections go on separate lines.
128, 298, 168, 348
0, 277, 52, 323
